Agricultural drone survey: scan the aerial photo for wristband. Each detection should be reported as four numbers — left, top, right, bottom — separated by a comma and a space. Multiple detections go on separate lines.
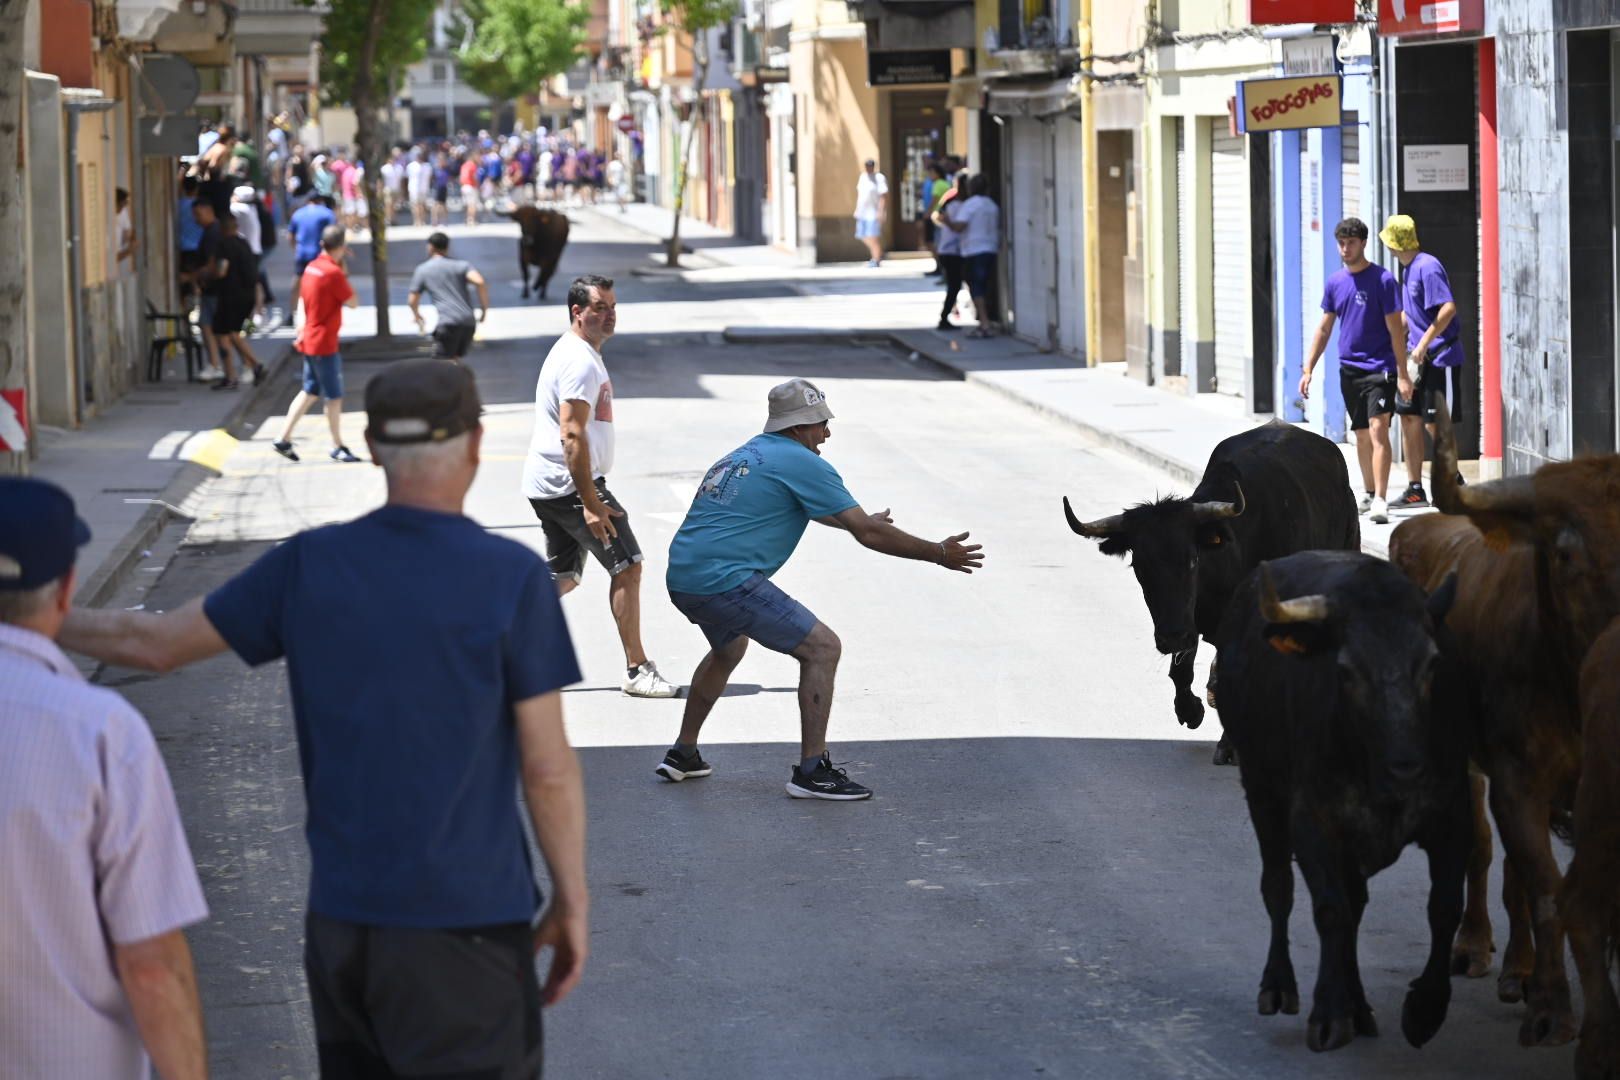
938, 541, 946, 564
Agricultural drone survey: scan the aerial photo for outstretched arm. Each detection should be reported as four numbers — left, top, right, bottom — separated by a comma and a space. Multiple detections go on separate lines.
59, 597, 229, 673
818, 506, 984, 573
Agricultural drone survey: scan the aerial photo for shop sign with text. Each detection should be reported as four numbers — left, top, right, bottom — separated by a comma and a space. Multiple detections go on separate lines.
1378, 0, 1485, 36
1248, 0, 1356, 23
867, 50, 952, 87
1236, 74, 1343, 134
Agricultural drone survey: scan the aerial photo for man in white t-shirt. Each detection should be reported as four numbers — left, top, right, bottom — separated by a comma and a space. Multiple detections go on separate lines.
379, 151, 402, 223
407, 151, 431, 226
523, 274, 678, 698
854, 158, 887, 267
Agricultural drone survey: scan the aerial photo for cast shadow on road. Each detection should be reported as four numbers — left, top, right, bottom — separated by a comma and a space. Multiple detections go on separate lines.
561, 682, 794, 697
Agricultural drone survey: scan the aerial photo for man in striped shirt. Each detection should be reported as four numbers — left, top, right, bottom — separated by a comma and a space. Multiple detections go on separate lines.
0, 478, 209, 1079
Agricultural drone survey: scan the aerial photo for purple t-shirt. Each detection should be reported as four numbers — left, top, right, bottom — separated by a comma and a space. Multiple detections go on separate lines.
1322, 264, 1400, 373
1401, 252, 1465, 368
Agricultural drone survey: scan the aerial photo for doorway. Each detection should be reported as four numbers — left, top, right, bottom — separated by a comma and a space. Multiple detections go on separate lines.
888, 91, 948, 253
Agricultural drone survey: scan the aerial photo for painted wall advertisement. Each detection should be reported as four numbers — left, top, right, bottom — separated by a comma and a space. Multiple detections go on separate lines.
1378, 0, 1486, 36
1236, 75, 1343, 134
1248, 0, 1357, 23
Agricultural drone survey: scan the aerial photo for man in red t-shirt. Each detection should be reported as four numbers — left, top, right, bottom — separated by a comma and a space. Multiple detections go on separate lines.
274, 225, 361, 463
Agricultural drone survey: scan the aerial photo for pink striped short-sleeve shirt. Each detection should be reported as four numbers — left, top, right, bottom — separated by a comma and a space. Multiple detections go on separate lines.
0, 623, 209, 1079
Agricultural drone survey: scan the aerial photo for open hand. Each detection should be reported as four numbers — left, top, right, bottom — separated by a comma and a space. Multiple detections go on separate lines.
1297, 369, 1312, 401
583, 499, 624, 543
532, 906, 589, 1006
939, 531, 985, 574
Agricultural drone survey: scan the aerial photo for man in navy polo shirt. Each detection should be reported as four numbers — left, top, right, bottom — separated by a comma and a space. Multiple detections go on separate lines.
60, 360, 589, 1079
1300, 217, 1413, 525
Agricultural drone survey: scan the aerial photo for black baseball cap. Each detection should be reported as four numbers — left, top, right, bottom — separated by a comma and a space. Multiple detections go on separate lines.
365, 359, 483, 445
0, 478, 91, 590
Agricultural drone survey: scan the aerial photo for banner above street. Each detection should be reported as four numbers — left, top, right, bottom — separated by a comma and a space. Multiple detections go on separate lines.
1236, 74, 1343, 134
1247, 0, 1357, 24
1378, 0, 1485, 36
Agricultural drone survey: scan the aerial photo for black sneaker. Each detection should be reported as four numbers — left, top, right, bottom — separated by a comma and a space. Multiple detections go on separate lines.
1393, 486, 1429, 509
786, 756, 872, 801
210, 379, 239, 392
330, 446, 361, 463
655, 747, 712, 782
272, 441, 299, 462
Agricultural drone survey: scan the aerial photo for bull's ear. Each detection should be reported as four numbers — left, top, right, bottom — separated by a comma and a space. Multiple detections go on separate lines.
1263, 623, 1331, 657
1097, 534, 1131, 558
1427, 572, 1459, 625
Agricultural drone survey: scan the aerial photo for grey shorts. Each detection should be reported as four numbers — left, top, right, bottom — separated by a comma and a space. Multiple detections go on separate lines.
305, 912, 543, 1079
669, 572, 818, 654
528, 479, 643, 583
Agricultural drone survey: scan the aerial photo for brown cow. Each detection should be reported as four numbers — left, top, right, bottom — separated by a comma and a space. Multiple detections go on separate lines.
1389, 407, 1620, 1049
1562, 617, 1620, 1080
499, 206, 570, 300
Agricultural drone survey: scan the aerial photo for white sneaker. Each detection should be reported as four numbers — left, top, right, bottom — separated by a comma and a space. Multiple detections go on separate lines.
1357, 492, 1374, 514
1368, 496, 1389, 525
197, 365, 224, 381
623, 661, 679, 698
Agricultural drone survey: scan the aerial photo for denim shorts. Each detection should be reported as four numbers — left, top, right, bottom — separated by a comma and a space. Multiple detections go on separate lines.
302, 352, 344, 399
669, 572, 817, 654
964, 253, 996, 298
854, 217, 881, 239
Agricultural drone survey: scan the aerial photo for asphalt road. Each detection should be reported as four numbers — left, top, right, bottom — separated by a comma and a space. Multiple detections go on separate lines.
93, 214, 1574, 1078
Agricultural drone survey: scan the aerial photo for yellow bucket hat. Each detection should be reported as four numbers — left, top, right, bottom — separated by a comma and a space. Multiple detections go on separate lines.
1379, 214, 1420, 252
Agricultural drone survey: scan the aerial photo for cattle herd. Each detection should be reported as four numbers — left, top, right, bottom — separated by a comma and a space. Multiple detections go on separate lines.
1065, 412, 1620, 1078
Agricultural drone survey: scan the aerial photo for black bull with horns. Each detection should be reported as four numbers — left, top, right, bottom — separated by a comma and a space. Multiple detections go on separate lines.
1063, 420, 1361, 763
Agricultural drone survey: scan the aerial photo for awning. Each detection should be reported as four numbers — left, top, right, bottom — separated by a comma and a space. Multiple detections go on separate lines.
985, 77, 1082, 119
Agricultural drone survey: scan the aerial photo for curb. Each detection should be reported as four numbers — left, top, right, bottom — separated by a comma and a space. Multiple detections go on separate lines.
77, 343, 297, 610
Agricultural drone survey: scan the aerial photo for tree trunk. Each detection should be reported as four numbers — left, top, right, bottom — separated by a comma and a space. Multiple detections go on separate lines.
352, 0, 393, 339
665, 37, 709, 268
0, 0, 27, 472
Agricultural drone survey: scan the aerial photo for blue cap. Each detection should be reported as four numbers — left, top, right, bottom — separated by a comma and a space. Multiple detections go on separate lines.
0, 478, 91, 590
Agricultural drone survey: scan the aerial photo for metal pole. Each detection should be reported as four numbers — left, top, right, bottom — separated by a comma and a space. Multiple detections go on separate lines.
1079, 0, 1099, 366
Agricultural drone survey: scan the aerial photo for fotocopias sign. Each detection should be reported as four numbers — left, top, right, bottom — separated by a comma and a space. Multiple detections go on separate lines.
1236, 74, 1343, 134
1247, 0, 1356, 23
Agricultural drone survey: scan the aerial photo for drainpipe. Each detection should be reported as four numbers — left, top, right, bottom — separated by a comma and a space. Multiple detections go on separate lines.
1079, 0, 1099, 366
62, 91, 118, 414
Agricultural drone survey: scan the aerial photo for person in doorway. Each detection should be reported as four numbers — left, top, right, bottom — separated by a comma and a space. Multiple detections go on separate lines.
408, 232, 489, 362
658, 378, 986, 800
0, 479, 210, 1080
275, 225, 362, 463
1380, 213, 1469, 509
522, 275, 679, 699
56, 363, 590, 1080
947, 174, 1001, 338
209, 214, 266, 389
286, 194, 337, 330
854, 159, 888, 267
931, 171, 969, 331
115, 188, 137, 274
1300, 217, 1413, 525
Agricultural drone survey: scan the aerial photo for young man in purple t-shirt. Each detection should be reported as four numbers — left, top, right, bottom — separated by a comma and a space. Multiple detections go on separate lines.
1300, 217, 1413, 524
1380, 214, 1467, 509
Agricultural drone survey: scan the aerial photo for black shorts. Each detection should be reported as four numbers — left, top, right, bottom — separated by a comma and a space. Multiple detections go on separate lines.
295, 256, 314, 278
528, 478, 643, 583
305, 913, 543, 1079
433, 321, 477, 359
1339, 367, 1397, 431
211, 293, 254, 335
1395, 363, 1464, 423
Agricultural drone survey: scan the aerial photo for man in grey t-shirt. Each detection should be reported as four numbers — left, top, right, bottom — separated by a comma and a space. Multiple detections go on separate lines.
408, 232, 490, 361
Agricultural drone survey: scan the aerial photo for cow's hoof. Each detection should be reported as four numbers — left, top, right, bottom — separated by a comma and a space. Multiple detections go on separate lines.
1498, 972, 1527, 1004
1257, 987, 1299, 1016
1450, 940, 1493, 978
1175, 696, 1205, 730
1354, 1003, 1379, 1038
1211, 739, 1238, 767
1306, 1015, 1356, 1053
1520, 1002, 1578, 1047
1401, 982, 1449, 1047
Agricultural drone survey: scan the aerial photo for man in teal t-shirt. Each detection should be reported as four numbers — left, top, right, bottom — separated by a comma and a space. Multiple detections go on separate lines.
661, 378, 986, 801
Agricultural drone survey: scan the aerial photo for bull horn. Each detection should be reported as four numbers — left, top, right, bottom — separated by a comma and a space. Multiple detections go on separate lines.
1191, 482, 1246, 523
1258, 564, 1331, 624
1063, 496, 1126, 538
1430, 408, 1536, 517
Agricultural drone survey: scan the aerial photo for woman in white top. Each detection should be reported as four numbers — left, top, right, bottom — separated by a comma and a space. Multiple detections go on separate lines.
947, 174, 1001, 337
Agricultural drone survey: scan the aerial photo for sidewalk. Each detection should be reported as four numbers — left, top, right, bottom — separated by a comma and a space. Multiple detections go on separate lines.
34, 244, 299, 606
592, 204, 1424, 556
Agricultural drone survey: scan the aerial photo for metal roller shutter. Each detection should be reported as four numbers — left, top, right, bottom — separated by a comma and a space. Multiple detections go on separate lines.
1301, 133, 1315, 363
1177, 118, 1194, 377
1210, 126, 1250, 398
1009, 119, 1049, 343
1342, 111, 1360, 223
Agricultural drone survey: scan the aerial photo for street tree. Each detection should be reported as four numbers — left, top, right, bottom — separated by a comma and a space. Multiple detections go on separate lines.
453, 0, 588, 105
659, 0, 737, 267
307, 0, 437, 338
0, 0, 26, 472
